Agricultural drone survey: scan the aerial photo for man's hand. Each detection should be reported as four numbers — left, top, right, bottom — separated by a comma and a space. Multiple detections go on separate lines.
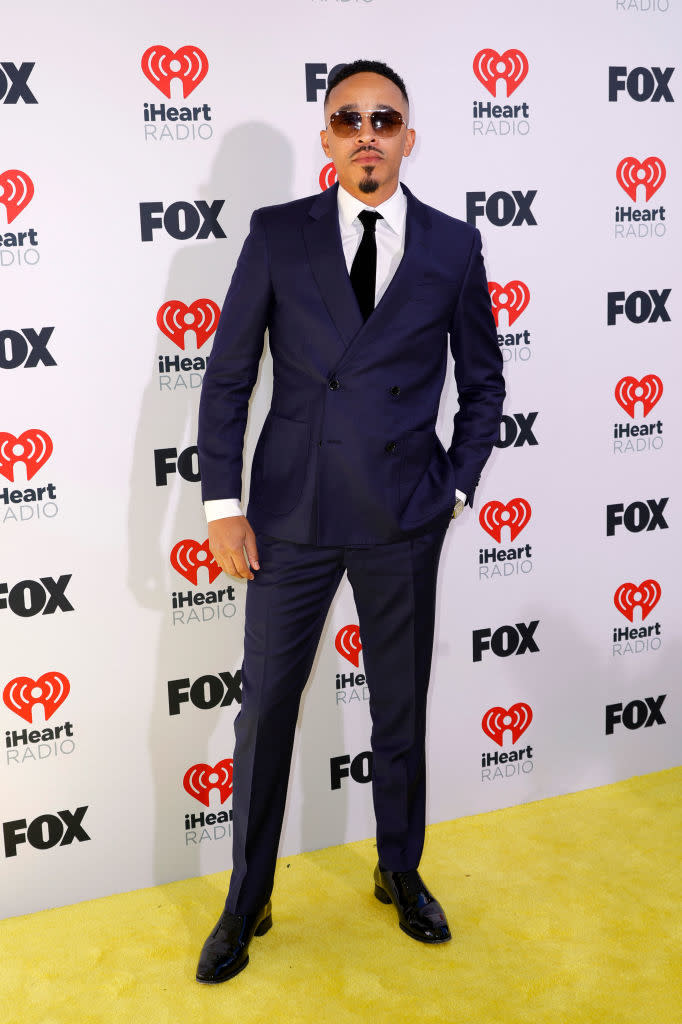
208, 516, 260, 581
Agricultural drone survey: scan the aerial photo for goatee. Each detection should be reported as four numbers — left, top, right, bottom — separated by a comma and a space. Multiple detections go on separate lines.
358, 175, 379, 194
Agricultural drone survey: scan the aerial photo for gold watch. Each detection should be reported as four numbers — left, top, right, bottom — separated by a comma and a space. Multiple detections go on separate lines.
452, 497, 466, 520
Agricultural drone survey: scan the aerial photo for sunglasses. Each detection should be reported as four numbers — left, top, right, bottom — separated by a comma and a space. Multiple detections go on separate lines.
327, 108, 406, 139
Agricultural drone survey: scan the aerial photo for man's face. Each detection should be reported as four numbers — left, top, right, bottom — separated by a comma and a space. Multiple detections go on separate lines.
320, 72, 415, 205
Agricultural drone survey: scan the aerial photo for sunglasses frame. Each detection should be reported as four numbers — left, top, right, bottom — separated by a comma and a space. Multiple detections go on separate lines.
326, 108, 407, 138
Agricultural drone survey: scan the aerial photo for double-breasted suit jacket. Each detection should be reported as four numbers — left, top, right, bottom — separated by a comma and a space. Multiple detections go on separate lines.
198, 182, 505, 544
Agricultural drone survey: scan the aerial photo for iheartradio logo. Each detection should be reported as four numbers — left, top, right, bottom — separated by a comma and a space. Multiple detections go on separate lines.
473, 49, 529, 98
157, 298, 220, 350
141, 45, 208, 98
0, 429, 53, 482
335, 624, 362, 667
488, 280, 530, 327
183, 758, 233, 806
319, 162, 338, 191
479, 498, 531, 543
3, 672, 70, 724
482, 703, 532, 746
614, 580, 661, 622
170, 539, 222, 586
0, 169, 34, 224
616, 157, 666, 202
614, 375, 663, 418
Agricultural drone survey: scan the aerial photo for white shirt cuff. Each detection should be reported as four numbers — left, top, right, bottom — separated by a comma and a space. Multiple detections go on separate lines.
205, 498, 243, 522
455, 489, 467, 505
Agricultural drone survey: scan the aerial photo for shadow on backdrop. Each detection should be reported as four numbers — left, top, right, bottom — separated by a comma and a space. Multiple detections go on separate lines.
126, 122, 350, 936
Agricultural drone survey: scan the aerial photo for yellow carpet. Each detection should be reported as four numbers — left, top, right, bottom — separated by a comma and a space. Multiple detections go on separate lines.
3, 768, 680, 1024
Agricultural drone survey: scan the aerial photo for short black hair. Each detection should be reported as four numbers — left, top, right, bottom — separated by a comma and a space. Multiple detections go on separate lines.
324, 59, 409, 109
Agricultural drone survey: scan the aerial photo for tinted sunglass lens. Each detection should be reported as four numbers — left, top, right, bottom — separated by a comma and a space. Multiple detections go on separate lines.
370, 112, 403, 136
330, 112, 363, 137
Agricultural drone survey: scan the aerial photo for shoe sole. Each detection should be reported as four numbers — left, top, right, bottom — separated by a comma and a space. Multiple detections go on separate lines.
374, 884, 392, 905
398, 921, 451, 944
196, 956, 250, 984
195, 914, 273, 984
374, 884, 451, 944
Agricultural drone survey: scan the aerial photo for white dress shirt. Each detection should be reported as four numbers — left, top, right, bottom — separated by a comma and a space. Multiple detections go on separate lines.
337, 182, 407, 303
204, 183, 465, 523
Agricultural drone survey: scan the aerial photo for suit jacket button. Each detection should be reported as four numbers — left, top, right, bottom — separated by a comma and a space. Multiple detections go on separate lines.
329, 377, 340, 391
390, 386, 401, 397
385, 440, 398, 454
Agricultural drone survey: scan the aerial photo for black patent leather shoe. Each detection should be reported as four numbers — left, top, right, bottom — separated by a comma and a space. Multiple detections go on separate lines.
196, 901, 272, 983
374, 864, 451, 944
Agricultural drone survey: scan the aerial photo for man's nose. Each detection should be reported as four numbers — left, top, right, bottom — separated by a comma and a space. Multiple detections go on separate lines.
356, 113, 377, 142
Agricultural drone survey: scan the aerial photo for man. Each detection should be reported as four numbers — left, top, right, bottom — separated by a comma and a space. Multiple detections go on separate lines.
195, 59, 504, 983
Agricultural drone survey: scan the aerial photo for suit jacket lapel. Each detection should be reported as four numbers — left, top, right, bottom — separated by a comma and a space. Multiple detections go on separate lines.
368, 185, 430, 329
336, 184, 431, 366
302, 183, 432, 358
303, 183, 363, 347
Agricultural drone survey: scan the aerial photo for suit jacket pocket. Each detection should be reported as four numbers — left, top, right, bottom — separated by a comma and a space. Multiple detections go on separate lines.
251, 413, 310, 516
399, 429, 456, 524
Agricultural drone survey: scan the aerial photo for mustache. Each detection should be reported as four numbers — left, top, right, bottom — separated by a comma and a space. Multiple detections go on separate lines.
354, 145, 383, 155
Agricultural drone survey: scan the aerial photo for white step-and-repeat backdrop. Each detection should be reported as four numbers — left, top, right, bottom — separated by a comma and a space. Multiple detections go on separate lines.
3, 0, 680, 918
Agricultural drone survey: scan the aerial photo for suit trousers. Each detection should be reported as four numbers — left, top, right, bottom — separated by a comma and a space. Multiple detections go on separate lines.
226, 521, 449, 915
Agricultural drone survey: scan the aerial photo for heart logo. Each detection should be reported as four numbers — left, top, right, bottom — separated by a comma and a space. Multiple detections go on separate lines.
482, 703, 533, 747
488, 280, 530, 327
473, 49, 529, 97
170, 538, 222, 586
335, 624, 362, 667
614, 580, 661, 622
614, 375, 663, 418
479, 498, 532, 543
319, 162, 338, 191
141, 45, 209, 99
157, 298, 221, 350
3, 672, 70, 724
616, 157, 666, 202
0, 429, 53, 482
183, 758, 233, 806
0, 169, 34, 225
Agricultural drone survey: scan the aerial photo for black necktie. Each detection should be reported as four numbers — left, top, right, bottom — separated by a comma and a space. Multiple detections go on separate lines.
350, 210, 383, 320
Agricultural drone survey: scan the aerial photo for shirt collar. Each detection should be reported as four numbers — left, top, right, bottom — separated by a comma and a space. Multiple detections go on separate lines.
337, 182, 407, 235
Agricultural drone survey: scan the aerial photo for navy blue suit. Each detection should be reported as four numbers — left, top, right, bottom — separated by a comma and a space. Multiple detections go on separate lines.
198, 183, 504, 912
